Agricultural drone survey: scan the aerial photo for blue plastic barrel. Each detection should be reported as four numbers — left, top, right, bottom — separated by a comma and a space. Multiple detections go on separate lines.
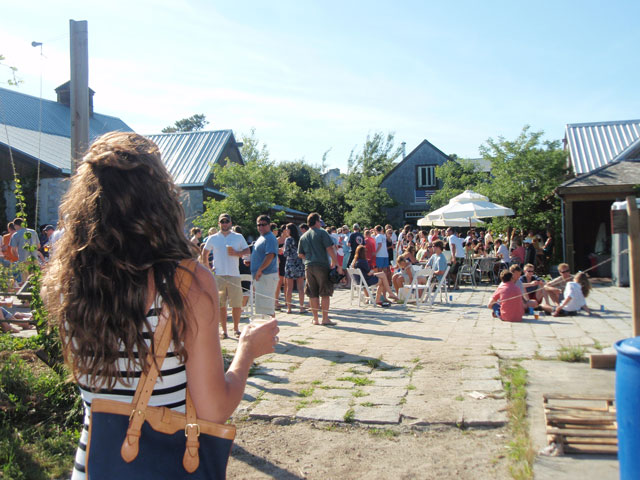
614, 337, 640, 479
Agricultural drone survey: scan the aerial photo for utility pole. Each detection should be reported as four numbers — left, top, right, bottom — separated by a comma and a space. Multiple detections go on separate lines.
627, 196, 640, 337
69, 19, 89, 174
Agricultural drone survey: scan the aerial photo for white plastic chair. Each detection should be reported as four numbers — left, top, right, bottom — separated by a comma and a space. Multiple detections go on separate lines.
346, 267, 377, 307
427, 266, 451, 306
399, 267, 434, 306
239, 274, 254, 315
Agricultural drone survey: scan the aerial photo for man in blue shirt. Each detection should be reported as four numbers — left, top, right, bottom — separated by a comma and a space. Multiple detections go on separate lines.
426, 240, 448, 282
298, 212, 343, 326
251, 214, 279, 316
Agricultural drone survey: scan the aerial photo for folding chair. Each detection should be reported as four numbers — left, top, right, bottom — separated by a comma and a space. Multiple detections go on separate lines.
399, 266, 434, 306
346, 267, 377, 307
239, 274, 254, 316
455, 255, 477, 288
427, 266, 450, 306
477, 257, 497, 284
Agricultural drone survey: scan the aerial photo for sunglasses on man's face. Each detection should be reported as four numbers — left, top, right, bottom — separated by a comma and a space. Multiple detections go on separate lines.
560, 270, 570, 274
219, 219, 230, 224
257, 223, 269, 227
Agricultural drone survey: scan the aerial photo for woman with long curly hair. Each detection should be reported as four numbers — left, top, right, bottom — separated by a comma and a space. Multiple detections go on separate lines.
43, 132, 278, 480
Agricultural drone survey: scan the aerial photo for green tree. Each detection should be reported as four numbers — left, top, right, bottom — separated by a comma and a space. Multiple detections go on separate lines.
344, 175, 395, 228
299, 183, 348, 227
346, 132, 402, 184
277, 159, 324, 191
162, 114, 208, 133
342, 132, 400, 226
478, 125, 569, 233
429, 157, 489, 209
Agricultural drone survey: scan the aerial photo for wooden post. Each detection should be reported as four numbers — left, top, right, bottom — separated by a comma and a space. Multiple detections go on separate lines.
69, 19, 89, 175
627, 196, 640, 337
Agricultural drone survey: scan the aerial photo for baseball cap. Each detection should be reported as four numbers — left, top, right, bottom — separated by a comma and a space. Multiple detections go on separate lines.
353, 223, 360, 230
43, 225, 55, 232
218, 213, 231, 222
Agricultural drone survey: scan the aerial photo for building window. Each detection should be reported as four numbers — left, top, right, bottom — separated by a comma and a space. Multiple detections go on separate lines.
404, 211, 426, 219
417, 165, 436, 188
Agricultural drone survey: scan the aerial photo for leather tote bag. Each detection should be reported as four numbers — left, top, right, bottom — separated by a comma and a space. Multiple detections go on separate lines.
86, 260, 236, 479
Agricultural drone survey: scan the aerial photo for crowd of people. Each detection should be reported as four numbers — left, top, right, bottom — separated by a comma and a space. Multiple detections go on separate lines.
0, 132, 604, 479
179, 219, 597, 332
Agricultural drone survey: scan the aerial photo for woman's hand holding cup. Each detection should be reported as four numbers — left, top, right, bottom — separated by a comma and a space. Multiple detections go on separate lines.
239, 314, 279, 358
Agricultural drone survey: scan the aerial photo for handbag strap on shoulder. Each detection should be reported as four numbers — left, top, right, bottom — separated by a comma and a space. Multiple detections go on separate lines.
121, 258, 197, 463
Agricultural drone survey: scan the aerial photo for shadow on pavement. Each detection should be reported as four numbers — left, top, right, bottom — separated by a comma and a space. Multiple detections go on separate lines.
275, 342, 404, 368
231, 444, 305, 480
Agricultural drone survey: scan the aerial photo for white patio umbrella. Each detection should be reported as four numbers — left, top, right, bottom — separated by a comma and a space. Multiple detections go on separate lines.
417, 216, 485, 227
425, 190, 514, 221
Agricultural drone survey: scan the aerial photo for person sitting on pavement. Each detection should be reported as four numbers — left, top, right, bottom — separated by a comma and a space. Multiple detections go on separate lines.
509, 264, 538, 312
351, 245, 398, 307
539, 272, 597, 317
520, 263, 550, 307
544, 263, 572, 305
488, 270, 524, 323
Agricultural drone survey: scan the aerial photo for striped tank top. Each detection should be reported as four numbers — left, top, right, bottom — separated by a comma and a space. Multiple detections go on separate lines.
71, 302, 187, 480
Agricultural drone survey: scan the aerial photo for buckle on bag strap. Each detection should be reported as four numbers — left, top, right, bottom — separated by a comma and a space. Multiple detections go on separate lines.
185, 423, 200, 437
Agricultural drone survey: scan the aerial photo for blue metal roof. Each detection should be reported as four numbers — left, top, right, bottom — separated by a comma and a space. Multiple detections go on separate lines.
0, 86, 132, 139
0, 86, 132, 174
565, 119, 640, 174
146, 130, 238, 186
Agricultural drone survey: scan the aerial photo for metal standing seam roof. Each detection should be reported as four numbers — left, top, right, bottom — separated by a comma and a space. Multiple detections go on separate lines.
565, 120, 640, 174
0, 86, 132, 174
0, 125, 71, 173
146, 130, 235, 187
0, 86, 132, 139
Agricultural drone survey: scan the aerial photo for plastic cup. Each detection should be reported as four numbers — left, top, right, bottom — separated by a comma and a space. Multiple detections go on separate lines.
449, 295, 453, 302
534, 313, 539, 320
250, 314, 272, 326
250, 314, 277, 344
600, 305, 605, 312
226, 245, 234, 255
528, 307, 534, 315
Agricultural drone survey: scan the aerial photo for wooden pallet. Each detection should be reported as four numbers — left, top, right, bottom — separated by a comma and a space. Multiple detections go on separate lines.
543, 394, 617, 455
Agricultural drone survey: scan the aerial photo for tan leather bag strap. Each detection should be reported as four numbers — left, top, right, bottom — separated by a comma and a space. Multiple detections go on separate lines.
121, 259, 197, 463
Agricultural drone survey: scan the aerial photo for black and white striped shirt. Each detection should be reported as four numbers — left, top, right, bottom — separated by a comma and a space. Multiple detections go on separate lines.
71, 303, 187, 479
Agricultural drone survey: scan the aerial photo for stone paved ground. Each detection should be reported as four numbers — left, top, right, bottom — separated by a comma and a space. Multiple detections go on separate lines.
224, 282, 632, 440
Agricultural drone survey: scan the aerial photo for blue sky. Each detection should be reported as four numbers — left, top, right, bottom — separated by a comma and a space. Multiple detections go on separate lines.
2, 1, 638, 170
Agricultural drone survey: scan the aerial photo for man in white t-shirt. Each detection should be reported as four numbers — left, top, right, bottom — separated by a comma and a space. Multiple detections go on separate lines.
200, 213, 250, 339
446, 228, 466, 287
494, 238, 510, 264
374, 225, 389, 278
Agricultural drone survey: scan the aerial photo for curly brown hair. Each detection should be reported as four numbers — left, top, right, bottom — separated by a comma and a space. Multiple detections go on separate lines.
43, 132, 198, 390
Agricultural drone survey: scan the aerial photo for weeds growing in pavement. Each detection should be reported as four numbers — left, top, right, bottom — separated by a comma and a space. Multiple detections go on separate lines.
343, 408, 355, 423
500, 360, 533, 480
352, 390, 368, 398
557, 345, 587, 363
336, 376, 375, 386
299, 387, 314, 397
368, 428, 399, 439
362, 357, 382, 369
